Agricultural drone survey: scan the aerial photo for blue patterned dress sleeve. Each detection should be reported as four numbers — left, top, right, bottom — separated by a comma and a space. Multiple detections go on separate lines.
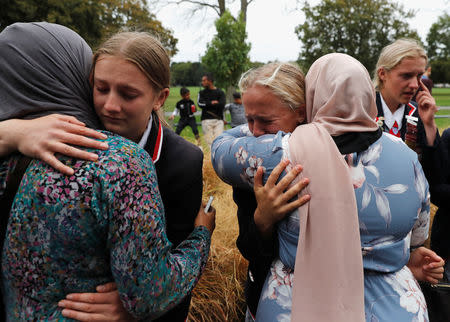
410, 157, 430, 248
211, 125, 289, 189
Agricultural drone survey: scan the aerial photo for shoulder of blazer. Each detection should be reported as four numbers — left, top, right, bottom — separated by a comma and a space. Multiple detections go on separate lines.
375, 92, 384, 116
161, 127, 203, 165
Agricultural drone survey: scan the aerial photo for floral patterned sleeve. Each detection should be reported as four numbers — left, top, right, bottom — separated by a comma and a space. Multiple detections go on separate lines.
211, 124, 289, 189
96, 138, 211, 319
410, 158, 430, 248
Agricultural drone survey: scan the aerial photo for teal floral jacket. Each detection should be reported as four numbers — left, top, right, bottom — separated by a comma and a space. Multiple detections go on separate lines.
1, 132, 210, 320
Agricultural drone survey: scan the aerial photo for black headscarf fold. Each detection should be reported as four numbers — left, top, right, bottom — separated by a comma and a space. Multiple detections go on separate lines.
0, 22, 101, 129
332, 128, 382, 154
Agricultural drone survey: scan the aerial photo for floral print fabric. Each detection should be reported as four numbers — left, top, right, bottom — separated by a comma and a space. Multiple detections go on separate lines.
211, 125, 430, 322
1, 132, 211, 321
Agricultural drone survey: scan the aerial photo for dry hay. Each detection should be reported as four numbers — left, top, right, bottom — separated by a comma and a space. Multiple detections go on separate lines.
188, 149, 248, 322
424, 203, 438, 248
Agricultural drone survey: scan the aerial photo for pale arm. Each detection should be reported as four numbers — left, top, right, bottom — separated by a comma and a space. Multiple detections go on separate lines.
0, 114, 108, 175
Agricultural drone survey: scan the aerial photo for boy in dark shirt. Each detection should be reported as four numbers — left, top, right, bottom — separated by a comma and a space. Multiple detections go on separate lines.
169, 87, 200, 145
197, 73, 226, 146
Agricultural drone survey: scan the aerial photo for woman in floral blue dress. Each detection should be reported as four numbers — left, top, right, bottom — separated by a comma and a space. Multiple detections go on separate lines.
0, 22, 215, 321
212, 54, 444, 321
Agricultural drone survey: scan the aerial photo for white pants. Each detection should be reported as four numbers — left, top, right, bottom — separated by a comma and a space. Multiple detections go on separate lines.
201, 119, 224, 146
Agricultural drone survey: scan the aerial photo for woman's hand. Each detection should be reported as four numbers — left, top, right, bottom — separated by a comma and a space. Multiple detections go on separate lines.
416, 81, 438, 146
253, 159, 310, 237
58, 282, 136, 321
194, 201, 216, 234
408, 246, 445, 284
3, 114, 108, 175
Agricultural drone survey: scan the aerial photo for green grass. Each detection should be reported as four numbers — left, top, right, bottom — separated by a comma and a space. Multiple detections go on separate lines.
163, 86, 450, 138
433, 87, 450, 107
433, 87, 450, 131
162, 86, 233, 140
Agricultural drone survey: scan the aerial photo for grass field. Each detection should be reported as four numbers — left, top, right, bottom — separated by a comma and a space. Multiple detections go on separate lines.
165, 86, 450, 135
434, 88, 450, 107
163, 86, 233, 140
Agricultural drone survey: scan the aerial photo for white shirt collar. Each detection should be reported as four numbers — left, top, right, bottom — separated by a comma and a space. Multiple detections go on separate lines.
138, 114, 153, 148
380, 94, 405, 130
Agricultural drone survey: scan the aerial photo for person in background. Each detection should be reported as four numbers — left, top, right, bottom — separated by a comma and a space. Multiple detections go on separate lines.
412, 63, 433, 102
212, 56, 444, 321
373, 38, 439, 156
197, 73, 226, 147
0, 22, 215, 321
422, 64, 434, 93
169, 87, 201, 145
224, 92, 247, 128
374, 40, 450, 285
0, 24, 209, 322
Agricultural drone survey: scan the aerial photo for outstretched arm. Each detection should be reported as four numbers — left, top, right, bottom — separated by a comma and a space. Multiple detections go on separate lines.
0, 114, 108, 175
58, 203, 215, 321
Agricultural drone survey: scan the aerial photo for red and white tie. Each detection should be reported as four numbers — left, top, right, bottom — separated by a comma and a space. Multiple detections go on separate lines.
389, 120, 401, 137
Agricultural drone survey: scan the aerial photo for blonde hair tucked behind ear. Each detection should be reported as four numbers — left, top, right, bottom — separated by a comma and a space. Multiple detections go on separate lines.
93, 31, 171, 126
239, 62, 306, 115
373, 38, 427, 90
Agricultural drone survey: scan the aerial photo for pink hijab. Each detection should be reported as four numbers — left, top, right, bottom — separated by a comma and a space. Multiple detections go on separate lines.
289, 53, 378, 321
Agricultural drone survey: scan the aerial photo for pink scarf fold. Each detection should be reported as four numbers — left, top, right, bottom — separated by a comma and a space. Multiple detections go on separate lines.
290, 53, 378, 321
289, 123, 364, 321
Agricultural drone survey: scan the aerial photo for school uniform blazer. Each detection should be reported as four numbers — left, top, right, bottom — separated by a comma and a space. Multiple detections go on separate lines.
375, 92, 426, 145
422, 129, 450, 259
145, 113, 204, 321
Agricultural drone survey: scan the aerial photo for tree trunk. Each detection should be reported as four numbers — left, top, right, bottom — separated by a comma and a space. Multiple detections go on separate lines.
226, 84, 235, 104
240, 0, 248, 23
218, 0, 226, 16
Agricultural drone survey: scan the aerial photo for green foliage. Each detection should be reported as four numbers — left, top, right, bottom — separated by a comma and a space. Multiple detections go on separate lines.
0, 0, 178, 55
296, 0, 420, 73
201, 11, 251, 90
426, 13, 450, 84
171, 62, 206, 86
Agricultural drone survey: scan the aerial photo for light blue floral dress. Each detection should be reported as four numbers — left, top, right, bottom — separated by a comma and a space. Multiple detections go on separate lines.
212, 125, 430, 322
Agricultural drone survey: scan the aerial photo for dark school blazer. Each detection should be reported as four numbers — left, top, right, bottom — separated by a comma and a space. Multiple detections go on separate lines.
146, 113, 204, 322
375, 92, 426, 145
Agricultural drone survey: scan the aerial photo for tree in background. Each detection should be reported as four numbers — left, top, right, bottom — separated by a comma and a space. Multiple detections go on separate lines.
149, 0, 255, 23
296, 0, 419, 73
202, 11, 251, 100
0, 0, 177, 55
426, 13, 450, 84
171, 62, 206, 86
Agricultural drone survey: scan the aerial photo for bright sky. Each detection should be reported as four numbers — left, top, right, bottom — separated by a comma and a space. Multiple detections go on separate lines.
156, 0, 449, 62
